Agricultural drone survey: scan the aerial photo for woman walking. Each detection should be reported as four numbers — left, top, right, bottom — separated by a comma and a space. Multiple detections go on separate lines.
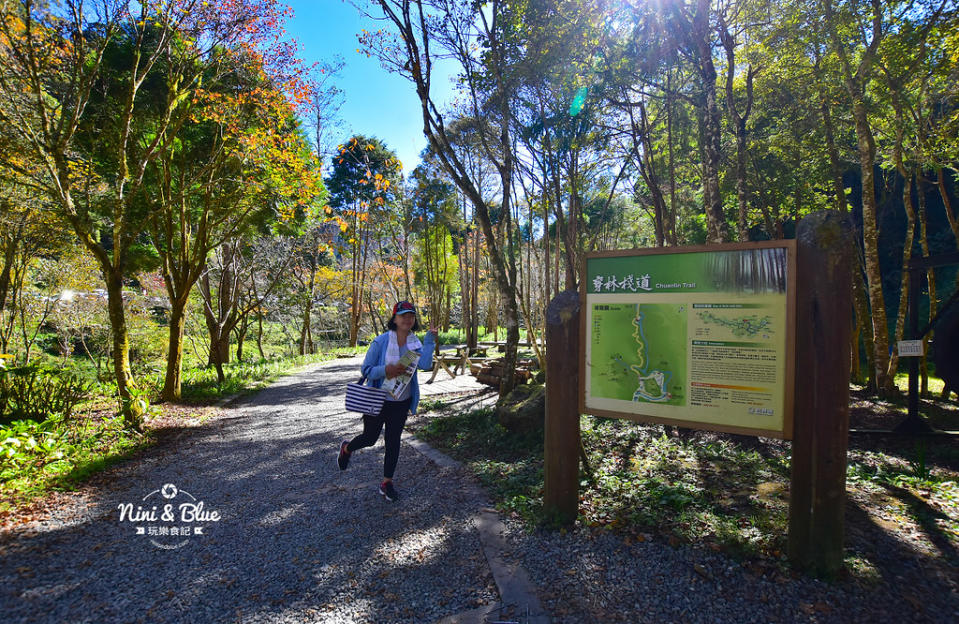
337, 301, 437, 501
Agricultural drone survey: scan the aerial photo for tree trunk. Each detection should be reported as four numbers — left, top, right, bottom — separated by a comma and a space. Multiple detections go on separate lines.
630, 95, 668, 246
719, 21, 754, 242
820, 93, 847, 212
818, 80, 866, 383
471, 229, 480, 348
348, 220, 370, 347
917, 173, 934, 396
0, 228, 18, 316
698, 29, 728, 242
666, 70, 678, 245
200, 270, 229, 384
672, 0, 727, 243
256, 311, 266, 359
300, 298, 314, 356
852, 264, 874, 387
823, 0, 892, 394
208, 329, 230, 383
459, 220, 473, 348
235, 316, 248, 362
734, 128, 749, 242
937, 168, 959, 246
104, 269, 141, 427
0, 223, 22, 354
543, 194, 552, 306
856, 118, 893, 394
889, 174, 917, 380
161, 298, 188, 401
566, 157, 580, 290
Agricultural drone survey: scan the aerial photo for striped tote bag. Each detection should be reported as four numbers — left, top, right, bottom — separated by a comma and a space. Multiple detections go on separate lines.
345, 377, 388, 415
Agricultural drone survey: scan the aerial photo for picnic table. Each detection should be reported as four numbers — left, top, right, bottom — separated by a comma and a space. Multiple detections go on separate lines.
426, 339, 544, 383
478, 339, 543, 351
426, 344, 490, 383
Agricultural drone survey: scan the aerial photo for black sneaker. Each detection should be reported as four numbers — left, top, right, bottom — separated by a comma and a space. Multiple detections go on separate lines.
337, 441, 351, 471
379, 480, 399, 501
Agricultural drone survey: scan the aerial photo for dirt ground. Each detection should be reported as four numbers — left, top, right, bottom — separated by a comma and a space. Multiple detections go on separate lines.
842, 389, 958, 603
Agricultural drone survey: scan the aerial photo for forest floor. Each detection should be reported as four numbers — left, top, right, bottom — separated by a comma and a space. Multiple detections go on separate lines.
411, 387, 959, 621
2, 370, 957, 622
841, 388, 958, 587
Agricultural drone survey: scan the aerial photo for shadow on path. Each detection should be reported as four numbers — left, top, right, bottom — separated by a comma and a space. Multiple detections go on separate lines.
0, 358, 497, 624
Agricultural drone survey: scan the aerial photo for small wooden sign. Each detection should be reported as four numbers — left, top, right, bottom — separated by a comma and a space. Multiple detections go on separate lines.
897, 340, 923, 357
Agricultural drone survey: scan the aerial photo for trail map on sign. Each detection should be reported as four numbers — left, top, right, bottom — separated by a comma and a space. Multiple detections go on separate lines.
584, 244, 794, 438
696, 310, 773, 339
590, 303, 687, 406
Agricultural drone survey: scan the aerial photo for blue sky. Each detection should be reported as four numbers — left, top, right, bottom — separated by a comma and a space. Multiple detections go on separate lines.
285, 0, 456, 173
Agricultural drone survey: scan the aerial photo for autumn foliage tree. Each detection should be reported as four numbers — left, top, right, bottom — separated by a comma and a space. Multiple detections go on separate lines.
145, 38, 324, 400
325, 134, 401, 345
0, 0, 323, 416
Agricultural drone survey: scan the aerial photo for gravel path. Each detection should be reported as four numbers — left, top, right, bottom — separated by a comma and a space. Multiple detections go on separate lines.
4, 357, 956, 624
499, 515, 958, 624
0, 357, 498, 623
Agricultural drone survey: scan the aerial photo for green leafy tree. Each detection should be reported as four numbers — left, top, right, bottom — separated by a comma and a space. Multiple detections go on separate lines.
325, 134, 401, 345
0, 0, 298, 425
410, 161, 459, 329
143, 44, 324, 400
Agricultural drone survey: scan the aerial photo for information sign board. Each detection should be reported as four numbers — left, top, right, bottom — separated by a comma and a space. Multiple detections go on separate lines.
581, 242, 796, 439
897, 340, 924, 357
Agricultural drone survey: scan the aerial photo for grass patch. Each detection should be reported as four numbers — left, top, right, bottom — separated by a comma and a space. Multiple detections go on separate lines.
409, 407, 544, 523
579, 417, 791, 559
413, 407, 793, 557
0, 410, 153, 518
846, 446, 959, 545
413, 404, 959, 570
893, 372, 945, 395
434, 326, 531, 345
1, 348, 355, 520
176, 351, 341, 402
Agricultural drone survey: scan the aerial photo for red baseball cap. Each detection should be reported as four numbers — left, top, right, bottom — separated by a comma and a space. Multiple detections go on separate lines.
393, 301, 416, 315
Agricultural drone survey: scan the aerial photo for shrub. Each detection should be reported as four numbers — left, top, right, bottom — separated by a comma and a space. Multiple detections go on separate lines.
0, 366, 90, 426
127, 315, 168, 370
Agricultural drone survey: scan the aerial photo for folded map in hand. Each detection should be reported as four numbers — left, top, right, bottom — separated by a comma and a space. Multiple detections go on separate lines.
381, 349, 420, 399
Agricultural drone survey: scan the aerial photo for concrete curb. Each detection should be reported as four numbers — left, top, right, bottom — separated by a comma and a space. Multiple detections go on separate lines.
407, 435, 550, 624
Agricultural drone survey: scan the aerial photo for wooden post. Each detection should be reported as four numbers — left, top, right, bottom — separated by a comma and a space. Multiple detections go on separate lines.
544, 290, 581, 525
788, 211, 853, 577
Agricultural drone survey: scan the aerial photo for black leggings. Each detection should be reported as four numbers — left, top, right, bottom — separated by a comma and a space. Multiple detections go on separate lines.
346, 398, 411, 479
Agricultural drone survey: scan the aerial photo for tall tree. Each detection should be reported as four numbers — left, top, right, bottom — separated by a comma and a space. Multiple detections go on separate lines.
325, 134, 401, 345
363, 0, 526, 395
146, 47, 323, 400
717, 5, 759, 241
821, 0, 894, 394
668, 0, 730, 243
0, 0, 296, 424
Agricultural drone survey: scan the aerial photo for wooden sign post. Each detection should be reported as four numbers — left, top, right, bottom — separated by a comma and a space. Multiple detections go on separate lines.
543, 290, 581, 525
787, 211, 854, 577
545, 211, 854, 573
